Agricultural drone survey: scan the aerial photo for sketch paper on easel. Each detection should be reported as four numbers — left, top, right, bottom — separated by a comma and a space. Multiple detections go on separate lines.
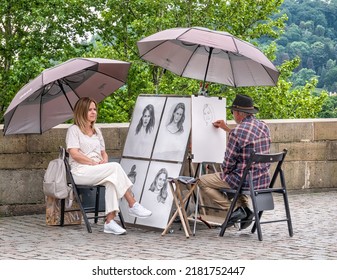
119, 158, 150, 224
136, 160, 182, 229
152, 97, 191, 162
123, 96, 165, 159
191, 95, 227, 163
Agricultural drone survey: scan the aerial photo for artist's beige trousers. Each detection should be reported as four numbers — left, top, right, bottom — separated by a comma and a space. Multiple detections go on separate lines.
198, 172, 249, 211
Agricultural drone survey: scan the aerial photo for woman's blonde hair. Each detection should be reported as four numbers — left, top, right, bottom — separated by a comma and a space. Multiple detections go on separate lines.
73, 97, 98, 134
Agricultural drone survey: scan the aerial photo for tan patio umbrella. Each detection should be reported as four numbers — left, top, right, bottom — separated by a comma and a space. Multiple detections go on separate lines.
137, 27, 279, 92
3, 57, 131, 135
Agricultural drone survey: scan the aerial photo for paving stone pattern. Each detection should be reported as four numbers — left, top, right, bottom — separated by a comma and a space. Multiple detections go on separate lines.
1, 191, 337, 260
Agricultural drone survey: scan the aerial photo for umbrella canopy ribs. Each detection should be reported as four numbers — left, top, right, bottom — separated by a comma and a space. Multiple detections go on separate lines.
137, 27, 279, 90
3, 58, 131, 135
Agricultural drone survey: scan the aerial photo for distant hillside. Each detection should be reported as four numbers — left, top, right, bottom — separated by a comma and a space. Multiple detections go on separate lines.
264, 0, 337, 93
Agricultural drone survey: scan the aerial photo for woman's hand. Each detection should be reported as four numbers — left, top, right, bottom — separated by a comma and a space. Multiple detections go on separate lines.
68, 148, 95, 165
68, 148, 103, 166
100, 150, 109, 164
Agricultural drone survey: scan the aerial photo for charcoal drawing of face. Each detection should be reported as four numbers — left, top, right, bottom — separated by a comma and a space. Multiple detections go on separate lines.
148, 168, 168, 204
203, 103, 214, 126
166, 102, 185, 134
136, 104, 155, 135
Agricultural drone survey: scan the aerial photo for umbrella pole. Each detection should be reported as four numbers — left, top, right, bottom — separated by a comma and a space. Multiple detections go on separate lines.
201, 47, 213, 95
57, 81, 74, 111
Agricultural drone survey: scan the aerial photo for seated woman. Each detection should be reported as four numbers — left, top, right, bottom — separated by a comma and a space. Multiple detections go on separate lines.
66, 97, 152, 235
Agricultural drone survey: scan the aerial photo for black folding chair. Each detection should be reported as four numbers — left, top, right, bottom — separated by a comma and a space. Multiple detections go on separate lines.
59, 147, 125, 233
219, 149, 293, 241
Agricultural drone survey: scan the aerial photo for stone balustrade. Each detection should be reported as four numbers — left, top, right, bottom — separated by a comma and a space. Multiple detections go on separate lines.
1, 118, 336, 216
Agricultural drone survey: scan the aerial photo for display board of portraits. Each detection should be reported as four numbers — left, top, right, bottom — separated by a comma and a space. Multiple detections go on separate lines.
120, 94, 226, 230
123, 95, 191, 162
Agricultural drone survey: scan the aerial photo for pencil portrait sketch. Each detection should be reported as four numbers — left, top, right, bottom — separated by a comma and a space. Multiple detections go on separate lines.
137, 161, 182, 229
135, 104, 155, 135
148, 168, 169, 204
202, 103, 214, 126
126, 164, 137, 198
123, 96, 165, 159
119, 158, 150, 224
127, 164, 137, 184
166, 102, 185, 134
152, 97, 191, 162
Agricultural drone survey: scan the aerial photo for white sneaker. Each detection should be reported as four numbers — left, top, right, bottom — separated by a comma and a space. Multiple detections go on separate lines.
103, 220, 126, 235
128, 202, 152, 218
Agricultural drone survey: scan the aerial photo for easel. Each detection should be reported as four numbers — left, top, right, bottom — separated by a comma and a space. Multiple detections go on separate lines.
188, 159, 223, 235
164, 152, 221, 236
158, 94, 226, 235
186, 95, 227, 234
161, 176, 198, 238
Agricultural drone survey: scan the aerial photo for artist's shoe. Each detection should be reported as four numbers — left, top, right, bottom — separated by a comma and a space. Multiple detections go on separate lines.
104, 220, 126, 235
240, 207, 254, 230
223, 207, 246, 228
128, 202, 152, 218
224, 220, 235, 228
229, 207, 247, 223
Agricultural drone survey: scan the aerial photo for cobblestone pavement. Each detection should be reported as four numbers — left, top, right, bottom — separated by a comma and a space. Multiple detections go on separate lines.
1, 191, 337, 260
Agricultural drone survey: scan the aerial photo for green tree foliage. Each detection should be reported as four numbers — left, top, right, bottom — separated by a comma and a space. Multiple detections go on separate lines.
275, 0, 337, 97
0, 0, 328, 125
318, 94, 337, 118
291, 68, 318, 87
219, 56, 327, 120
94, 0, 326, 122
0, 0, 105, 121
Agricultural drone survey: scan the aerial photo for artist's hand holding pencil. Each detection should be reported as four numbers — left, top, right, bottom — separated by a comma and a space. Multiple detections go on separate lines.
212, 120, 231, 133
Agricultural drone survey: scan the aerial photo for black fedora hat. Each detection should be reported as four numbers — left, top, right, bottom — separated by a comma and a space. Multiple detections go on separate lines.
228, 94, 259, 114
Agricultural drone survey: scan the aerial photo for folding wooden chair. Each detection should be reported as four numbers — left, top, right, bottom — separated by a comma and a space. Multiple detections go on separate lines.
59, 147, 125, 233
219, 149, 293, 241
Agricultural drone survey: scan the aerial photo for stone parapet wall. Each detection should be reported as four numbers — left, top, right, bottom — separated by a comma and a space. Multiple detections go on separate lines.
0, 123, 129, 216
1, 119, 336, 216
267, 119, 337, 191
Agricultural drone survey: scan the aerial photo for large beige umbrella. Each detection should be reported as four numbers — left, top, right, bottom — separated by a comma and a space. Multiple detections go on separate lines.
3, 57, 131, 135
137, 27, 279, 91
